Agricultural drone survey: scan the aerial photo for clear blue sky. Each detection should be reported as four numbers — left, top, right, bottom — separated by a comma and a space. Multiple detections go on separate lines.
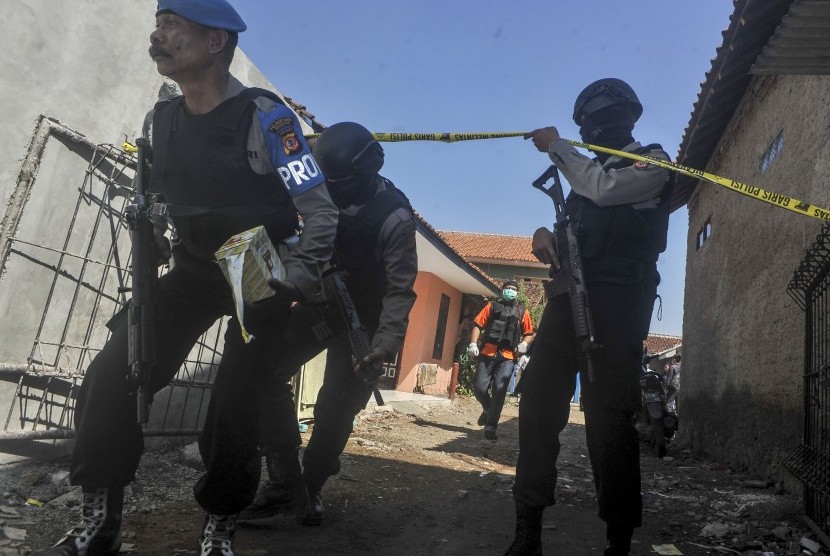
231, 0, 735, 336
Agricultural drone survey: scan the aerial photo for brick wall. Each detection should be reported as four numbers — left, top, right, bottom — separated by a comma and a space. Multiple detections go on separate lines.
683, 74, 830, 478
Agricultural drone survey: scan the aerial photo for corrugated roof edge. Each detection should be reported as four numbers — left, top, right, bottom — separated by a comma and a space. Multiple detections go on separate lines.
671, 0, 794, 213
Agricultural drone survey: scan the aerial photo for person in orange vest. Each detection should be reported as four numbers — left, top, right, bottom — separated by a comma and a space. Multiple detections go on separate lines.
468, 279, 534, 441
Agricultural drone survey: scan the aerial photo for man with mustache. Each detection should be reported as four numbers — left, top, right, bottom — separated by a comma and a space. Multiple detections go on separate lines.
506, 79, 673, 555
33, 1, 337, 555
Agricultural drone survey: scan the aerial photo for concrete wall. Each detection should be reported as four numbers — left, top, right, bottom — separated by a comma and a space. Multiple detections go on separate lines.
398, 272, 463, 394
0, 0, 312, 448
0, 0, 308, 218
682, 74, 830, 479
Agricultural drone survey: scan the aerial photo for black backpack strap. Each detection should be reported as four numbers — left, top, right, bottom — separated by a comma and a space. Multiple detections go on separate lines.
219, 87, 284, 130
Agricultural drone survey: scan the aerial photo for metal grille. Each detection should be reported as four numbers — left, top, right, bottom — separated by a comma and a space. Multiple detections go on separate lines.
784, 222, 830, 533
0, 118, 225, 441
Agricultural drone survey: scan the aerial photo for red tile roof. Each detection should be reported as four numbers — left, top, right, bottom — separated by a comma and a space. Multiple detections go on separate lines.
438, 231, 537, 263
643, 334, 682, 356
413, 215, 501, 291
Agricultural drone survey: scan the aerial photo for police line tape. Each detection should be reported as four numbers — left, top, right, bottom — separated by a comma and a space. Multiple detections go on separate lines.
305, 131, 829, 221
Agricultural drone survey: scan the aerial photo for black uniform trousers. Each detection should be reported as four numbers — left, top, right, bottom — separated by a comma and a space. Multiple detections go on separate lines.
69, 260, 290, 515
513, 282, 646, 530
257, 303, 378, 492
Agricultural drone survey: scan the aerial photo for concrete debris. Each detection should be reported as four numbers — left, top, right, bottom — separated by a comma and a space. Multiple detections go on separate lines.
652, 544, 683, 555
742, 479, 774, 489
701, 521, 732, 538
0, 528, 25, 542
799, 536, 821, 553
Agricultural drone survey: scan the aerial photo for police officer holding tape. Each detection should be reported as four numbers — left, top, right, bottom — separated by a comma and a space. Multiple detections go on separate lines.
33, 1, 338, 555
505, 79, 674, 556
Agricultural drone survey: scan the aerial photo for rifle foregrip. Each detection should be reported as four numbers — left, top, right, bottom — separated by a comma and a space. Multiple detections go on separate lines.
571, 292, 591, 339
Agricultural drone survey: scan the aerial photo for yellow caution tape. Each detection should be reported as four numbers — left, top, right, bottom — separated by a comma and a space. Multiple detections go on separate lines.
567, 139, 830, 222
122, 141, 138, 154
305, 131, 829, 221
307, 131, 526, 143
26, 498, 44, 507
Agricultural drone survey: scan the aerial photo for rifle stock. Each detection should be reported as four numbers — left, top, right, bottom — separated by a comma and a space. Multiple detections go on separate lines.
124, 138, 158, 423
532, 165, 601, 383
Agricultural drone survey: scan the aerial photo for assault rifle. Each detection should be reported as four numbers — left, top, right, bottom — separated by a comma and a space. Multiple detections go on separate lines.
532, 165, 601, 383
122, 138, 158, 423
312, 270, 385, 406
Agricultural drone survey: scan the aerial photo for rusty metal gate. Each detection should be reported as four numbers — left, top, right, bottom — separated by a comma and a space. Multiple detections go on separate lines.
785, 222, 830, 535
0, 117, 226, 442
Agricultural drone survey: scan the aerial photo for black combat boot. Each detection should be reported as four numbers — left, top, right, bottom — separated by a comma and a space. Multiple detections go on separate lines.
34, 487, 123, 556
238, 449, 308, 520
503, 501, 543, 555
301, 488, 325, 526
198, 513, 237, 556
604, 523, 633, 555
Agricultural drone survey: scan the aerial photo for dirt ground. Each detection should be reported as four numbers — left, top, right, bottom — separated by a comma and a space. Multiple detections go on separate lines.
0, 395, 824, 556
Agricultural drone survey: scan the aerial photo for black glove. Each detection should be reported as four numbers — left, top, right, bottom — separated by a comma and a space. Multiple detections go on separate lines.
267, 278, 303, 305
353, 347, 386, 382
153, 234, 171, 266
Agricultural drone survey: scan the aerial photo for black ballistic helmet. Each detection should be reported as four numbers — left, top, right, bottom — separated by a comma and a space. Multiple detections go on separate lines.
313, 122, 384, 181
572, 78, 643, 126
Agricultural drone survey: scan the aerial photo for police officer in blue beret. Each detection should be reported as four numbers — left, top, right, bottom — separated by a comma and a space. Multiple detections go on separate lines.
33, 2, 338, 556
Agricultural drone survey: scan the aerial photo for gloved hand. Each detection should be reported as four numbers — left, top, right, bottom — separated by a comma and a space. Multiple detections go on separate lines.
517, 355, 530, 371
353, 347, 387, 382
467, 343, 479, 358
153, 227, 171, 266
267, 278, 303, 305
517, 341, 529, 354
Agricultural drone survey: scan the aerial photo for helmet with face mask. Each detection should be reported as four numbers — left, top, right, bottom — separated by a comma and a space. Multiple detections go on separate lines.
501, 279, 519, 302
572, 78, 642, 146
313, 122, 384, 208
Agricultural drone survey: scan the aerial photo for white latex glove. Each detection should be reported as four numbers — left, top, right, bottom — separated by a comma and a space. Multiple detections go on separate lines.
517, 355, 530, 371
467, 343, 479, 357
517, 341, 529, 354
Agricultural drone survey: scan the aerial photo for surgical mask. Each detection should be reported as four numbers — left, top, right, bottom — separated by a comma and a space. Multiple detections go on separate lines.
502, 288, 518, 302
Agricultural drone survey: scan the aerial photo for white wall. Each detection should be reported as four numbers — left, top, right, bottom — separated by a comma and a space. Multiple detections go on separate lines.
0, 0, 311, 456
0, 0, 307, 216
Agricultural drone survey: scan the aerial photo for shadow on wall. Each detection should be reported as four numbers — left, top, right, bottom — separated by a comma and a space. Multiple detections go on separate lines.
679, 382, 801, 484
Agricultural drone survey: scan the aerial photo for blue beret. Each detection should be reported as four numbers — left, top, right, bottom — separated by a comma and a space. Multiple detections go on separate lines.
156, 0, 246, 33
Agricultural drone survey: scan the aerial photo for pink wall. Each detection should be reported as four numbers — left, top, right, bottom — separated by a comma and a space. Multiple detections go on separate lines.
397, 272, 463, 393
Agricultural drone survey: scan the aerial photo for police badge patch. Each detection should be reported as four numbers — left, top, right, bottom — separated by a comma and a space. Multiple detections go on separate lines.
634, 160, 649, 169
268, 117, 302, 155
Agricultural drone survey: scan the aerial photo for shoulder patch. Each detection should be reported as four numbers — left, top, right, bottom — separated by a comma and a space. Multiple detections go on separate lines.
634, 160, 650, 170
268, 117, 301, 155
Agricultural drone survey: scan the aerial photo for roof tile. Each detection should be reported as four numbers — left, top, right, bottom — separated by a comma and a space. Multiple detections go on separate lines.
438, 230, 536, 263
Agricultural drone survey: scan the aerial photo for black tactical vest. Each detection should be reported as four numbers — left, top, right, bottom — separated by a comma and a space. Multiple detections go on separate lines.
482, 301, 525, 350
149, 88, 299, 261
564, 143, 674, 284
334, 179, 413, 328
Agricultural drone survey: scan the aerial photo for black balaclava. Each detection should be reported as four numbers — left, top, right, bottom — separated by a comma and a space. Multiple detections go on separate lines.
326, 174, 376, 209
579, 105, 635, 163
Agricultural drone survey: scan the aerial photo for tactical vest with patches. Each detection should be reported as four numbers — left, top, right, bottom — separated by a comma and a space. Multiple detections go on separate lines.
482, 301, 526, 351
334, 179, 413, 328
149, 88, 299, 261
564, 143, 674, 284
